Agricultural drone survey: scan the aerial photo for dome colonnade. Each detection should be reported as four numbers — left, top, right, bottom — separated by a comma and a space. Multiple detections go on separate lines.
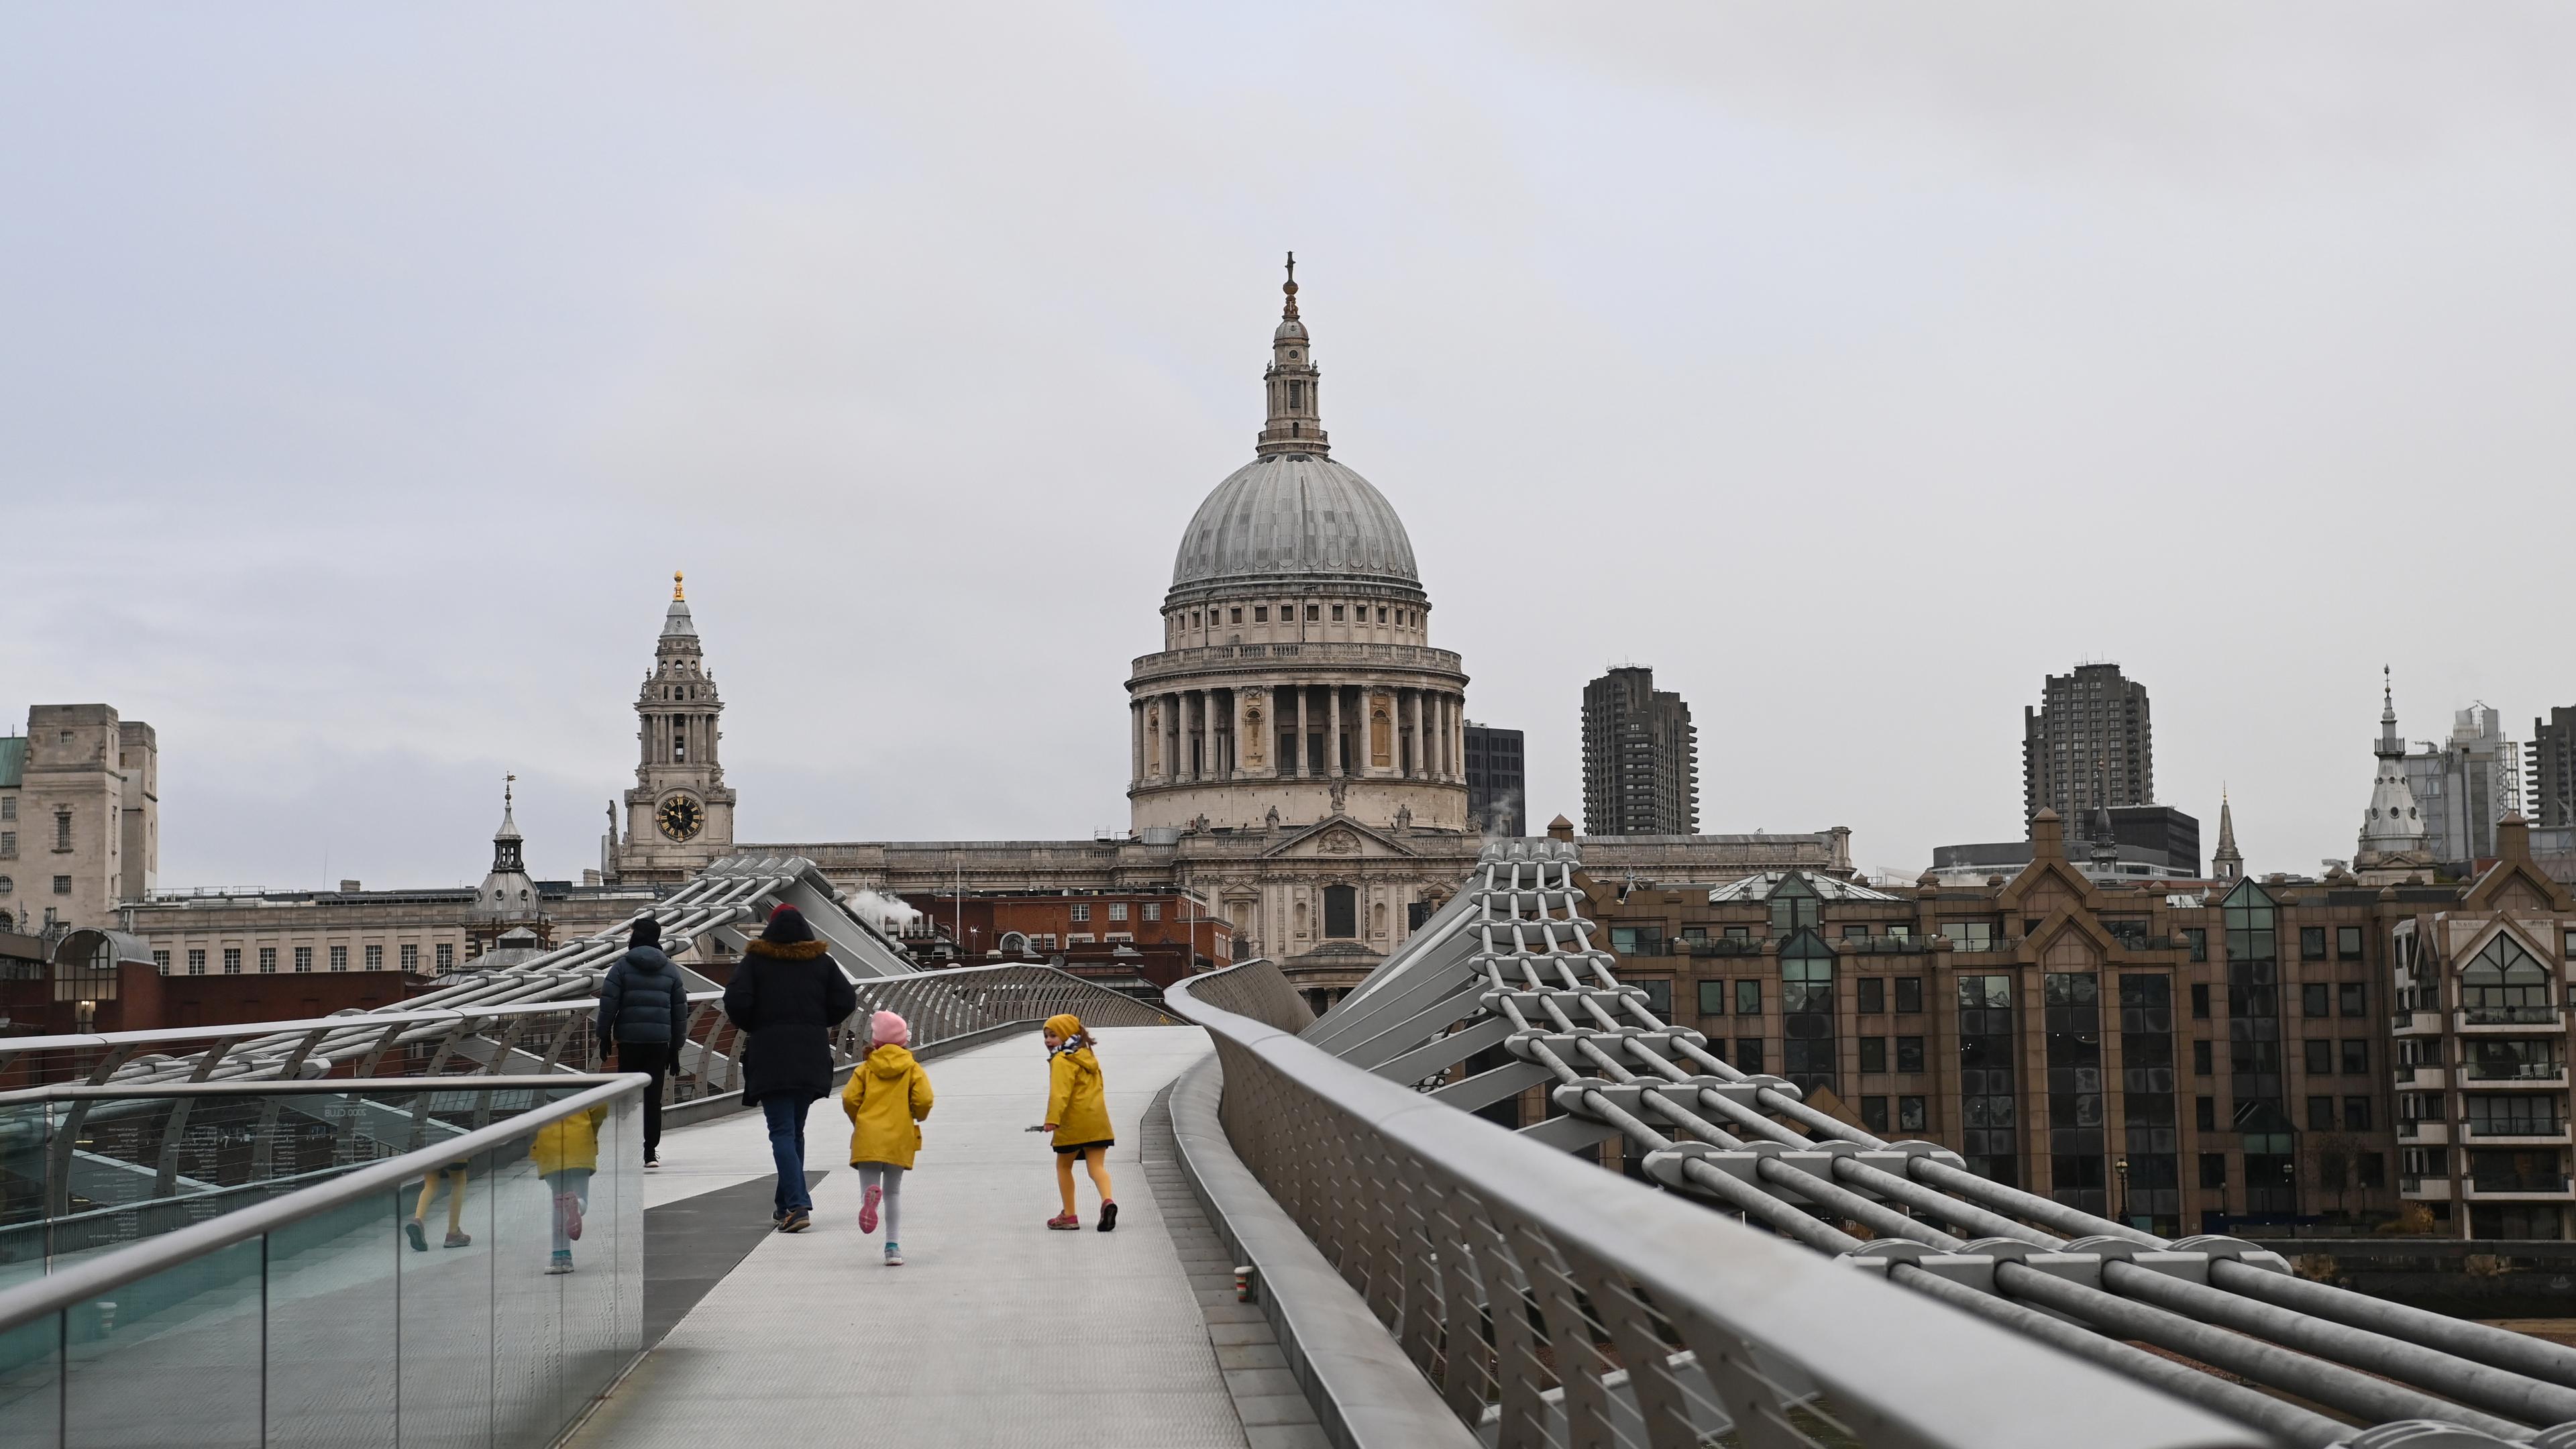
1127, 260, 1470, 836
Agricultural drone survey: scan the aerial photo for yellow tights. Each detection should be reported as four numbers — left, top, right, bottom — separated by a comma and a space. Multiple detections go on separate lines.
413, 1165, 467, 1230
1055, 1147, 1114, 1216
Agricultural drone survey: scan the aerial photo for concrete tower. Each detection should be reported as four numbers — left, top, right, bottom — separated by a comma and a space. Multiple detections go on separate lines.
612, 574, 737, 882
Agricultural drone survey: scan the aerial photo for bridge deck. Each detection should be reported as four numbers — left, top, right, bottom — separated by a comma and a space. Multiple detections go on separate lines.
572, 1026, 1254, 1448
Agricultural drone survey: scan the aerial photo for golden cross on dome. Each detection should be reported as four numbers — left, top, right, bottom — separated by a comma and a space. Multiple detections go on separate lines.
673, 570, 686, 602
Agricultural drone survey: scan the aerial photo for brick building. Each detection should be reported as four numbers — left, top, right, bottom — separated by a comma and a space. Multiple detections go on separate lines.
1574, 808, 2507, 1237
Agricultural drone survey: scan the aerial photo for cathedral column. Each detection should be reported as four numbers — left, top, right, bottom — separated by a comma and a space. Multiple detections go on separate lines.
1281, 684, 1299, 777
1201, 690, 1217, 783
1408, 689, 1424, 780
1130, 701, 1143, 786
1327, 685, 1344, 779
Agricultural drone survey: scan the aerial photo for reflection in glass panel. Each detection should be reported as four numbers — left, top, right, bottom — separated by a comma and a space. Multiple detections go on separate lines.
399, 1147, 495, 1449
0, 1313, 60, 1449
268, 1188, 402, 1449
1957, 974, 2018, 1187
62, 1234, 264, 1446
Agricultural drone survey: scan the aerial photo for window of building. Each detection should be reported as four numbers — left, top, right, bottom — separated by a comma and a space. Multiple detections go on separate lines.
223, 948, 241, 974
2357, 1152, 2385, 1187
2341, 1039, 2368, 1075
1841, 924, 1870, 942
1636, 980, 1671, 1017
1697, 980, 1727, 1017
365, 945, 383, 969
1252, 606, 1267, 623
2307, 1095, 2335, 1130
54, 813, 70, 851
1229, 608, 1242, 624
436, 943, 455, 971
1377, 607, 1387, 623
329, 945, 348, 971
1407, 901, 1430, 932
1723, 925, 1751, 942
1323, 885, 1357, 938
2193, 1040, 2214, 1075
2300, 926, 2327, 960
1957, 975, 2017, 1187
258, 947, 278, 974
186, 949, 205, 975
2196, 1096, 2216, 1131
1897, 1095, 1927, 1132
2338, 926, 2364, 960
2339, 983, 2367, 1018
1859, 1037, 1886, 1073
2301, 983, 2330, 1017
1142, 902, 1161, 922
1732, 1038, 1766, 1073
400, 944, 419, 971
1858, 977, 1885, 1014
2566, 928, 2576, 961
152, 949, 169, 973
0, 798, 10, 820
2190, 983, 2211, 1018
1895, 1036, 1925, 1073
1734, 979, 1761, 1015
2304, 1039, 2332, 1075
293, 947, 313, 973
1769, 875, 1821, 934
1031, 934, 1058, 950
1939, 919, 1998, 952
2184, 928, 2207, 962
1860, 1097, 1890, 1134
51, 876, 70, 895
1894, 976, 1923, 1014
1069, 904, 1090, 922
1067, 933, 1093, 945
1680, 926, 1707, 943
2199, 1153, 2228, 1188
1331, 605, 1344, 621
1305, 605, 1319, 621
2462, 932, 2553, 1021
2345, 1096, 2373, 1131
1108, 903, 1128, 922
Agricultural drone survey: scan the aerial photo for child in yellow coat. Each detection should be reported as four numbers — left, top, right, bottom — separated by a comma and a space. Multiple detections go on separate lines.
530, 1103, 609, 1275
840, 1010, 933, 1266
1037, 1014, 1116, 1232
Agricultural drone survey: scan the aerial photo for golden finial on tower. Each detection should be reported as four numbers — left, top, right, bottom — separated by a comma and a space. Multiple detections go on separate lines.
673, 570, 686, 602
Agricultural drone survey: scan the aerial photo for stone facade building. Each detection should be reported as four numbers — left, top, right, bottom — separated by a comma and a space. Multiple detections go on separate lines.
0, 704, 158, 938
606, 574, 738, 885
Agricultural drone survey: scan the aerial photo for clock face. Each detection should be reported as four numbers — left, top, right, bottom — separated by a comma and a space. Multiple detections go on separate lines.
656, 795, 705, 843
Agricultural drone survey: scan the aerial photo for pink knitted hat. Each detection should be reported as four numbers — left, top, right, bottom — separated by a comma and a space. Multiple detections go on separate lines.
869, 1010, 910, 1047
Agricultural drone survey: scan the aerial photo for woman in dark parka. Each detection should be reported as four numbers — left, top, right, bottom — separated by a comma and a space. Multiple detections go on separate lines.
722, 904, 858, 1231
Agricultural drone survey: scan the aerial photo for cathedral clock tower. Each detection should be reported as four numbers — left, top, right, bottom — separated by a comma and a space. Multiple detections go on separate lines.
610, 573, 737, 883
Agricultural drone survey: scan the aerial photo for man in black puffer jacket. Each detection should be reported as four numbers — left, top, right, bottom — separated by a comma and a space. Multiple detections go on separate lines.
599, 917, 690, 1168
723, 904, 858, 1232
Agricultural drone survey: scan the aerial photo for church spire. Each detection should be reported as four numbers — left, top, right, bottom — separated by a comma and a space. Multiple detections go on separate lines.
490, 773, 525, 874
2212, 787, 2243, 881
2360, 669, 2428, 857
2376, 664, 2404, 759
1256, 252, 1330, 458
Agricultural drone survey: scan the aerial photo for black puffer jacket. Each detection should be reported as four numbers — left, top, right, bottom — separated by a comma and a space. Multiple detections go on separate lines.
722, 909, 858, 1105
599, 947, 690, 1048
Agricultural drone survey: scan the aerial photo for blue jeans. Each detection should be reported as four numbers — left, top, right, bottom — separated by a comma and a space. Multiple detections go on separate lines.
763, 1093, 817, 1216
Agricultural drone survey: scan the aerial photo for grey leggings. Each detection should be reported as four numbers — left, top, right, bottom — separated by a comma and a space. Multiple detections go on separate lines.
856, 1163, 905, 1242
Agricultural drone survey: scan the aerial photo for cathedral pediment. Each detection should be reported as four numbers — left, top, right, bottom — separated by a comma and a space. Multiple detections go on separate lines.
1261, 816, 1421, 861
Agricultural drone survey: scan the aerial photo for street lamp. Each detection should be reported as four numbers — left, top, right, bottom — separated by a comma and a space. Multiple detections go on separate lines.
2114, 1157, 2131, 1227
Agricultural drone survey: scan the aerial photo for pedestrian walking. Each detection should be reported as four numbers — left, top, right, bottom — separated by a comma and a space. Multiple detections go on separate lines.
598, 916, 689, 1169
722, 904, 858, 1233
839, 1009, 932, 1267
531, 1101, 608, 1275
1036, 1013, 1116, 1232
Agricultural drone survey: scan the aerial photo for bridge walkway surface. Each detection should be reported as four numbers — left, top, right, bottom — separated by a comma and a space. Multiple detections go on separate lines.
572, 1026, 1273, 1448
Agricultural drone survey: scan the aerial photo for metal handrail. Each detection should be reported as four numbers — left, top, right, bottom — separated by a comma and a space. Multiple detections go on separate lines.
0, 1072, 644, 1334
1167, 966, 2259, 1449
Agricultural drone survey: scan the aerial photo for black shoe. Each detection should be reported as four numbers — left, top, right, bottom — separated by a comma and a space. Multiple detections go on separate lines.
779, 1208, 811, 1234
645, 1155, 660, 1170
1097, 1201, 1118, 1233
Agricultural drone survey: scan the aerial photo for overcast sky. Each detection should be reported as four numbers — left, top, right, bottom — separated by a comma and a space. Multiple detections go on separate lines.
5, 4, 2571, 891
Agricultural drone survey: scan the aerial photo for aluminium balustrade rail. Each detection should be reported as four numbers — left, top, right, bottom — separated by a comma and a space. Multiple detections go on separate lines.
1195, 840, 2576, 1449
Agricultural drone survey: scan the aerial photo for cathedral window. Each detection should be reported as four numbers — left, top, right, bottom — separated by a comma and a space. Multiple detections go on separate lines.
1331, 605, 1344, 622
1230, 608, 1242, 623
1306, 605, 1320, 622
1324, 885, 1358, 938
1377, 607, 1387, 623
1253, 606, 1267, 623
1288, 380, 1303, 409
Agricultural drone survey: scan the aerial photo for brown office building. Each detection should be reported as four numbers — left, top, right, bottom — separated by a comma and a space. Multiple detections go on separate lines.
1578, 810, 2576, 1239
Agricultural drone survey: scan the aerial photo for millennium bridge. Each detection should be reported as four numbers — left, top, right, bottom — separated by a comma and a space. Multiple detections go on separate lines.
4, 843, 2572, 1448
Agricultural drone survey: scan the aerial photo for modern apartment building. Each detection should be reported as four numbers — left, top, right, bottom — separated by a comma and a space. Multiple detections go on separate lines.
2404, 702, 2524, 867
2023, 663, 2153, 825
1580, 667, 1697, 837
2530, 706, 2576, 831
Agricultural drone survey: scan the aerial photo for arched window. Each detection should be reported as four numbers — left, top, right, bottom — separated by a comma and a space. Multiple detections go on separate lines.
0, 910, 11, 932
2461, 933, 2553, 1022
1324, 885, 1358, 939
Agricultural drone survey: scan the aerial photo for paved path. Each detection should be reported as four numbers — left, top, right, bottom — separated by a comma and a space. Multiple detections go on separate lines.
570, 1026, 1251, 1448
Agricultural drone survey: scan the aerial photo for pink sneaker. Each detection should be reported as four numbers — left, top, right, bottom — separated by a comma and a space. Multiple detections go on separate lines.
555, 1192, 584, 1243
859, 1184, 882, 1235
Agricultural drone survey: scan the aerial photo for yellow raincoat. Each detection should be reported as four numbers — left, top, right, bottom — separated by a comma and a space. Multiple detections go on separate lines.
1044, 1042, 1112, 1150
841, 1044, 934, 1169
530, 1104, 608, 1177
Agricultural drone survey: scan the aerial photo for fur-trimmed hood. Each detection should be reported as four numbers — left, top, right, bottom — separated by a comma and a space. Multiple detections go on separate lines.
745, 937, 830, 961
